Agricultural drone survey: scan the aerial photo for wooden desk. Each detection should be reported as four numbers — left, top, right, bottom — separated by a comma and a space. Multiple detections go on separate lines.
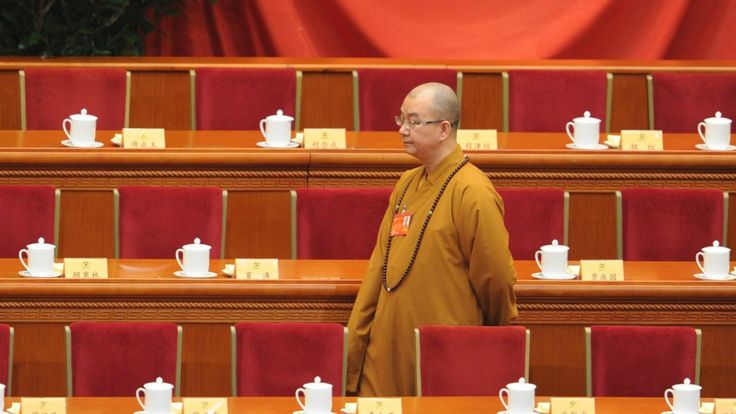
2, 130, 735, 260
2, 396, 685, 414
2, 259, 736, 397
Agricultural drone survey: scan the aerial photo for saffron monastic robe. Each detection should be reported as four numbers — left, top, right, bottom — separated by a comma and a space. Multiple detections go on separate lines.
347, 145, 518, 396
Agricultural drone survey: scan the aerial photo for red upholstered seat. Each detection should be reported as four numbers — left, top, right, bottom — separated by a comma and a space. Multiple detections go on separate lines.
194, 68, 297, 130
416, 325, 528, 396
652, 72, 736, 132
232, 322, 346, 396
620, 188, 725, 261
66, 322, 180, 397
293, 187, 392, 259
24, 68, 127, 130
508, 70, 609, 132
0, 324, 13, 395
0, 186, 57, 258
116, 186, 224, 259
356, 69, 458, 131
586, 325, 700, 397
497, 188, 565, 259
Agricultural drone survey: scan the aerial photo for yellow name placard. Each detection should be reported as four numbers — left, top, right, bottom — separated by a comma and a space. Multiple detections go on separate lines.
357, 397, 402, 414
716, 399, 736, 414
122, 128, 166, 149
580, 260, 625, 281
457, 129, 498, 151
303, 128, 347, 149
21, 397, 67, 414
63, 258, 108, 279
550, 397, 595, 414
234, 258, 279, 280
620, 130, 663, 151
183, 397, 228, 414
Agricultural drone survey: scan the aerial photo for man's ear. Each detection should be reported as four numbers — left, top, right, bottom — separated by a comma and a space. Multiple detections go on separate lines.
438, 120, 452, 141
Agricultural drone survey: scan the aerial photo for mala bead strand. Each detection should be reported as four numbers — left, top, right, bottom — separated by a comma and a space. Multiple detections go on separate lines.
382, 156, 469, 292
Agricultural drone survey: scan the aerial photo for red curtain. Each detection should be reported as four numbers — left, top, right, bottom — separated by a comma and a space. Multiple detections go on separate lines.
145, 0, 736, 59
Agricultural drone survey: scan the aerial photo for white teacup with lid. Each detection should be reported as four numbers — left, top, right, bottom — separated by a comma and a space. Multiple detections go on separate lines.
136, 377, 173, 414
19, 237, 55, 277
695, 240, 730, 279
698, 111, 732, 150
499, 377, 536, 414
664, 378, 701, 414
175, 237, 211, 277
295, 376, 332, 414
565, 111, 601, 149
535, 239, 569, 279
62, 108, 97, 147
259, 109, 294, 148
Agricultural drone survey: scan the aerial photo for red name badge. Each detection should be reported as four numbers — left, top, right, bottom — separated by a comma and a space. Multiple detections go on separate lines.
391, 212, 412, 237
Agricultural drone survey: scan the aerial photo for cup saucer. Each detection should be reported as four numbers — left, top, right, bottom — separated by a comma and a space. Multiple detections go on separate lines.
565, 143, 607, 150
532, 272, 576, 280
695, 143, 736, 151
61, 139, 103, 148
173, 271, 217, 278
19, 270, 62, 278
693, 273, 736, 281
257, 141, 299, 148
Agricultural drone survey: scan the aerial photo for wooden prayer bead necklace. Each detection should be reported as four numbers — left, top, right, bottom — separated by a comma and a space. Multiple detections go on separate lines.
381, 156, 469, 292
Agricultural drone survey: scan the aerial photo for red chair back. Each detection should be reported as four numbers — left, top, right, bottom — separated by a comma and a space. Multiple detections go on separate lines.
233, 322, 345, 396
0, 324, 11, 389
195, 68, 296, 130
117, 186, 223, 258
356, 69, 457, 131
497, 188, 565, 259
621, 188, 724, 260
508, 70, 608, 132
652, 72, 736, 132
295, 188, 392, 259
68, 322, 179, 396
0, 186, 56, 257
24, 68, 127, 130
417, 325, 527, 396
588, 325, 698, 397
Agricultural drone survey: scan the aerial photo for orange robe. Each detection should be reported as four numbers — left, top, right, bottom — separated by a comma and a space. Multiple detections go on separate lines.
347, 145, 518, 396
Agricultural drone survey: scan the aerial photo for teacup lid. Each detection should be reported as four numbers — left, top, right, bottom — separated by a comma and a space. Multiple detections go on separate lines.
70, 108, 98, 121
145, 377, 173, 390
705, 111, 732, 124
673, 378, 702, 391
266, 109, 294, 122
703, 240, 730, 253
507, 377, 536, 390
305, 376, 332, 390
573, 111, 601, 124
28, 237, 55, 250
183, 237, 211, 251
541, 239, 569, 252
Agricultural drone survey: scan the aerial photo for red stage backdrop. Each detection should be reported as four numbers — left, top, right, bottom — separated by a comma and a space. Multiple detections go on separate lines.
145, 0, 736, 59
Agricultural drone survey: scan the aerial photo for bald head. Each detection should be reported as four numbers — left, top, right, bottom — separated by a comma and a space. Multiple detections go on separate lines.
406, 82, 460, 130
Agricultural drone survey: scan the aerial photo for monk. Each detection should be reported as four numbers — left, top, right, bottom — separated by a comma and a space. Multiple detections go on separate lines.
346, 82, 518, 396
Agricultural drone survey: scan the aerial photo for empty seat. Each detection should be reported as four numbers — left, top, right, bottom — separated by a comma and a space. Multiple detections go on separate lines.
586, 325, 700, 397
415, 325, 529, 396
115, 186, 226, 259
193, 68, 297, 130
23, 68, 128, 130
66, 321, 181, 396
354, 69, 459, 131
507, 70, 610, 132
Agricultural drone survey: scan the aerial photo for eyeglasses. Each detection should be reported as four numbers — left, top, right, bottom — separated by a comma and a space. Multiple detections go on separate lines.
394, 115, 446, 129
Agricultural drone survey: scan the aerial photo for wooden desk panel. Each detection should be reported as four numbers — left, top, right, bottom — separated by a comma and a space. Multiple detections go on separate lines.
2, 396, 683, 413
2, 260, 736, 397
